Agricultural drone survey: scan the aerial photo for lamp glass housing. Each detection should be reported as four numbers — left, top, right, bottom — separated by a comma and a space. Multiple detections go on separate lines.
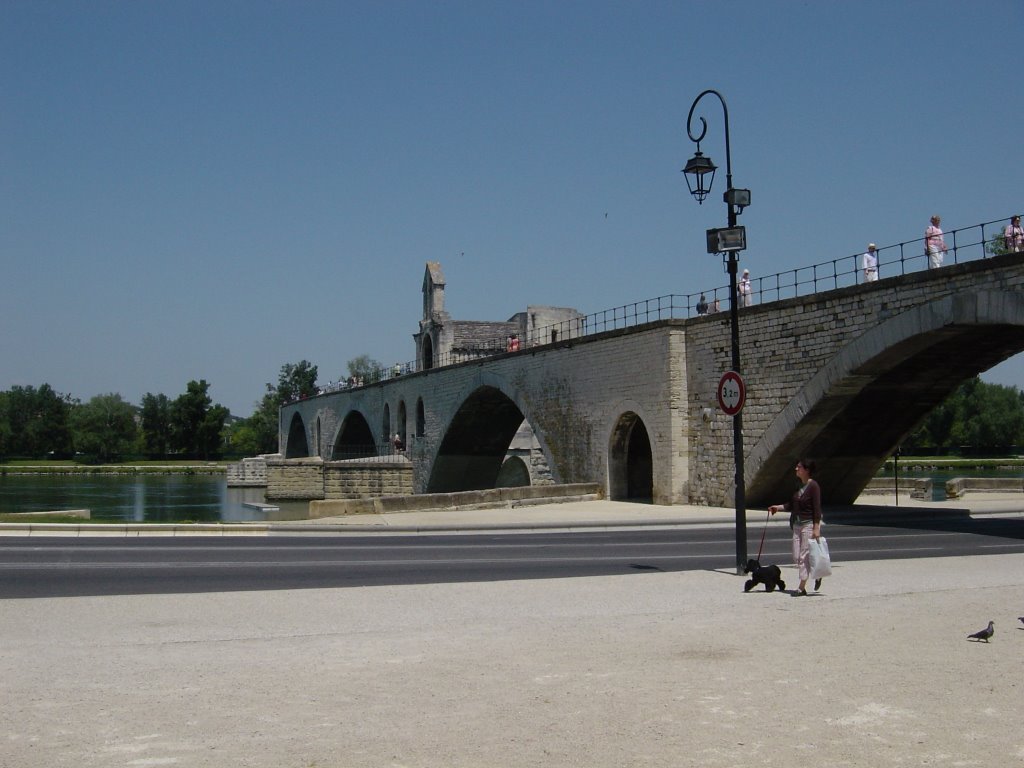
683, 151, 717, 204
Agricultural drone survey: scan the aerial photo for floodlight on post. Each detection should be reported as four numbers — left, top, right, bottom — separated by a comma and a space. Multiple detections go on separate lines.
684, 88, 750, 575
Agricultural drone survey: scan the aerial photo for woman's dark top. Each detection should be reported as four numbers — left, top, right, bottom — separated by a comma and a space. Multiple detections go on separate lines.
784, 479, 822, 525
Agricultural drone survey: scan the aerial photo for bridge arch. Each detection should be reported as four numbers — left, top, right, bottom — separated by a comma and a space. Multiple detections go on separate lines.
427, 384, 526, 492
331, 410, 376, 460
284, 412, 310, 458
608, 411, 653, 502
397, 400, 408, 445
496, 455, 531, 487
747, 289, 1024, 505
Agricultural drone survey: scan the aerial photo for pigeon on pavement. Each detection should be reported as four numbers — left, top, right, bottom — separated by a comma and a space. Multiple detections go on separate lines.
967, 620, 995, 642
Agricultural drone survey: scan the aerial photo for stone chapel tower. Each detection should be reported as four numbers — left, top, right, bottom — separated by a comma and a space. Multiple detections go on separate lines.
414, 261, 452, 369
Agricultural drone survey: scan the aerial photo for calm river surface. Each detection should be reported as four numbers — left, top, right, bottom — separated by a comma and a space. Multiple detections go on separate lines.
0, 475, 309, 523
2, 468, 1021, 521
877, 467, 1022, 500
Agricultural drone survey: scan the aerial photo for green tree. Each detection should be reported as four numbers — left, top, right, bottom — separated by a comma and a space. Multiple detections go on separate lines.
2, 384, 75, 458
169, 380, 228, 459
275, 360, 319, 403
0, 391, 12, 460
198, 403, 230, 459
70, 393, 139, 463
225, 418, 263, 457
906, 377, 1024, 454
140, 392, 172, 458
347, 354, 382, 384
985, 232, 1009, 257
955, 379, 1024, 451
230, 361, 323, 457
243, 391, 282, 454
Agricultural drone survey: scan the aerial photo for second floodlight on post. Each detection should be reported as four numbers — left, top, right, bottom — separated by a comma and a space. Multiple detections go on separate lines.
725, 188, 751, 213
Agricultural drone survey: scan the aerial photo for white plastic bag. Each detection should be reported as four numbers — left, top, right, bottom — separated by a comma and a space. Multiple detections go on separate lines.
809, 536, 832, 579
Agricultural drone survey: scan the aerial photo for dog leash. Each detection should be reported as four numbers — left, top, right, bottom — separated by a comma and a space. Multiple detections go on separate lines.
755, 510, 771, 561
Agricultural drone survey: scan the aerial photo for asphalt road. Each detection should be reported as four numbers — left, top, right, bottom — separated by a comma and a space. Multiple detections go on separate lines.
2, 515, 1023, 599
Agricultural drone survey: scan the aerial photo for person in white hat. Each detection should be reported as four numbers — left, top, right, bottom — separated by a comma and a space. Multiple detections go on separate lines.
861, 243, 879, 282
738, 268, 753, 307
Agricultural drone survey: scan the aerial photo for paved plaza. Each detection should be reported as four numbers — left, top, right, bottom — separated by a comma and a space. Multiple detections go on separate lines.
2, 498, 1023, 767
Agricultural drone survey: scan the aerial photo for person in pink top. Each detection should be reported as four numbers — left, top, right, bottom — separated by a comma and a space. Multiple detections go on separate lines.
925, 214, 947, 269
1004, 215, 1023, 253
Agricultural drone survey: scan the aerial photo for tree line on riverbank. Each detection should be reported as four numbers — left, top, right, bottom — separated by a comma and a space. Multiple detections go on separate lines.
901, 377, 1024, 455
2, 365, 1022, 464
0, 361, 322, 464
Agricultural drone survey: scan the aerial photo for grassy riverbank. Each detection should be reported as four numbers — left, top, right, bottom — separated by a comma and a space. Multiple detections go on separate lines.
880, 456, 1024, 471
0, 460, 230, 476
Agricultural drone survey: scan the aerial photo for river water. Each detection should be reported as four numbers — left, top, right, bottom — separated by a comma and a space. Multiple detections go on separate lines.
0, 474, 310, 523
875, 467, 1022, 501
2, 468, 1021, 521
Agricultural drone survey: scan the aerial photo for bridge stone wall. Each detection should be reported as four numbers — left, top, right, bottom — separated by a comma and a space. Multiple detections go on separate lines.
280, 251, 1024, 508
282, 323, 693, 505
686, 251, 1024, 505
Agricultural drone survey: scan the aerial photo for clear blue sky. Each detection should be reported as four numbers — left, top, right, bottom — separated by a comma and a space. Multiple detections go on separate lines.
2, 1, 1022, 417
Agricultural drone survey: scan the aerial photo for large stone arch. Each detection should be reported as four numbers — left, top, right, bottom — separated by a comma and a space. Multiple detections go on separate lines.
331, 410, 376, 460
608, 411, 653, 502
284, 412, 310, 459
426, 373, 557, 493
747, 290, 1024, 505
427, 385, 525, 492
496, 455, 531, 487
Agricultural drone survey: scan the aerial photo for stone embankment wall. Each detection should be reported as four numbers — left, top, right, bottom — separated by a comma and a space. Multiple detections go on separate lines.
266, 457, 413, 501
945, 477, 1024, 498
308, 482, 601, 518
323, 460, 414, 498
226, 454, 279, 487
859, 477, 931, 499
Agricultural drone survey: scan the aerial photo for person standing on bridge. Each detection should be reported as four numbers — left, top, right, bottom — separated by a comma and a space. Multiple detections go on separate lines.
925, 215, 947, 269
738, 269, 753, 307
1004, 215, 1023, 253
768, 458, 823, 596
862, 243, 879, 282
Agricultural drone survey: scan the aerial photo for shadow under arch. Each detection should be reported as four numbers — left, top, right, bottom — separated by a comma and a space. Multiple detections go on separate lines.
608, 411, 653, 502
496, 455, 531, 488
285, 412, 309, 459
746, 290, 1024, 506
332, 410, 376, 460
427, 384, 532, 493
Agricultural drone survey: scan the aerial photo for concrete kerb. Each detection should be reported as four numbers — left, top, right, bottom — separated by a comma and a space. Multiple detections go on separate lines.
2, 494, 1020, 537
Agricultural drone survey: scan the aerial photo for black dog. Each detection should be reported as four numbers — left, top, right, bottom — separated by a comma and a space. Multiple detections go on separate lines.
743, 559, 786, 593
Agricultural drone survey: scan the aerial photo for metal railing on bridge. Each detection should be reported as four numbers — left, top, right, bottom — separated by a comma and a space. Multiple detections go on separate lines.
312, 214, 1021, 395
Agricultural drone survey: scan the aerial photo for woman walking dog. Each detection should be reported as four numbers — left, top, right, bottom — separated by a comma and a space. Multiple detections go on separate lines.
768, 459, 823, 596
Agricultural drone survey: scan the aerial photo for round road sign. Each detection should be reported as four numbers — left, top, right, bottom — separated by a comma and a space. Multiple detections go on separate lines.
717, 371, 746, 416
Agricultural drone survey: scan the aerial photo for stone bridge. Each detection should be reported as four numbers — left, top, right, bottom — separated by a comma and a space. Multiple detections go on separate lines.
279, 251, 1024, 507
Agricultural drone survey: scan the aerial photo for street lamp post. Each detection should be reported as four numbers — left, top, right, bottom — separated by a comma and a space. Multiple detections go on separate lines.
682, 89, 751, 574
